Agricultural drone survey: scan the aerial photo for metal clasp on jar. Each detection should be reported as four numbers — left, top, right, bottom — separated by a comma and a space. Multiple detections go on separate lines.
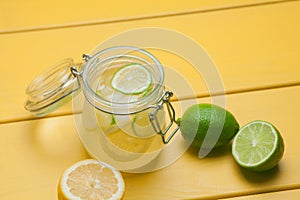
149, 91, 180, 144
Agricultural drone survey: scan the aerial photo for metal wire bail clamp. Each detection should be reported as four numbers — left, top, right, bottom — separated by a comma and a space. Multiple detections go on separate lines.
149, 91, 180, 144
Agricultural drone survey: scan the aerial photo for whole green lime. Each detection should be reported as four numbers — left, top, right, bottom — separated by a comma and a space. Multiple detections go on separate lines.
180, 104, 239, 149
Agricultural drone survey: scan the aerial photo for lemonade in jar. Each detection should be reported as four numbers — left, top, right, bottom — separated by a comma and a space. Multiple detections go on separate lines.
94, 61, 165, 161
78, 46, 179, 171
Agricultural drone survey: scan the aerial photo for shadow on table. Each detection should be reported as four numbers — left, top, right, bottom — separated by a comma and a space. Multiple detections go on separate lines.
237, 165, 280, 183
186, 144, 231, 158
186, 143, 280, 183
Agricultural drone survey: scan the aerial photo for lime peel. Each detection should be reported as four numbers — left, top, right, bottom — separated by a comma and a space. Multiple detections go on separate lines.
180, 103, 240, 151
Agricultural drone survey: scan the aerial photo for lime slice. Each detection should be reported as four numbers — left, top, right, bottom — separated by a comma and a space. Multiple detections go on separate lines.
232, 120, 284, 171
111, 63, 152, 95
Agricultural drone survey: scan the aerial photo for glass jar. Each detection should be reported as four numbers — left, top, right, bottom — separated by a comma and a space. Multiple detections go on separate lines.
25, 46, 179, 172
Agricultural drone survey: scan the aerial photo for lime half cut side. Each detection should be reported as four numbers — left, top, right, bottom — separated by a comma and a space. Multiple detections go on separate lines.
111, 63, 152, 95
232, 120, 284, 172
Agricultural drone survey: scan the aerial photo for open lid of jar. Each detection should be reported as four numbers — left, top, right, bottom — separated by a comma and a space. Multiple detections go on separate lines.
24, 58, 82, 116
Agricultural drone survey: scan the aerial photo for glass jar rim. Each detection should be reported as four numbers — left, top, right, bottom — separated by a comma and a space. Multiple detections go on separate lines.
82, 46, 165, 115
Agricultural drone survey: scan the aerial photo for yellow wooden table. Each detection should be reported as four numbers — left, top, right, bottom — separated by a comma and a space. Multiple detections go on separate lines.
1, 0, 300, 199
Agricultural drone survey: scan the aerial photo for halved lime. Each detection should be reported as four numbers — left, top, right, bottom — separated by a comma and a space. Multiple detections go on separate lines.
232, 120, 284, 172
110, 63, 152, 95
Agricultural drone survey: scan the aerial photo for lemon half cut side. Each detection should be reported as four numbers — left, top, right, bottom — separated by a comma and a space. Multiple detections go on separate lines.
58, 159, 125, 200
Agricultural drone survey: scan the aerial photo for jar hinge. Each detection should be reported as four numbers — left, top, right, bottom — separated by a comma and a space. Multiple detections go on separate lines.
149, 91, 180, 144
70, 53, 93, 86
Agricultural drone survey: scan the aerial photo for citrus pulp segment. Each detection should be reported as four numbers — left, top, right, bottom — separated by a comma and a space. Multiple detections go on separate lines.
110, 63, 152, 95
58, 159, 125, 200
232, 120, 284, 171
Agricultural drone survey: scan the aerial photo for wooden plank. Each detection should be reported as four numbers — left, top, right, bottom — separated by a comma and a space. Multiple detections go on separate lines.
0, 0, 289, 32
0, 1, 299, 122
224, 189, 300, 199
0, 86, 299, 199
0, 116, 90, 200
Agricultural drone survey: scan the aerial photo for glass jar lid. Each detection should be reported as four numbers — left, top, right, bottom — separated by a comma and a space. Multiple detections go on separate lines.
24, 58, 81, 116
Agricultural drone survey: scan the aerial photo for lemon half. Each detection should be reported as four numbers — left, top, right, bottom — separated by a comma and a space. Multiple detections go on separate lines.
58, 159, 125, 200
